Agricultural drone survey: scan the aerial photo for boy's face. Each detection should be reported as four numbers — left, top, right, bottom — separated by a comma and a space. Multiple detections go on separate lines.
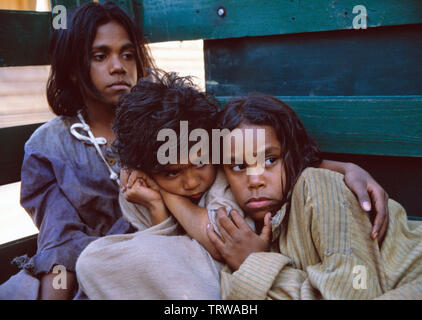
152, 163, 217, 203
89, 21, 138, 106
223, 124, 285, 222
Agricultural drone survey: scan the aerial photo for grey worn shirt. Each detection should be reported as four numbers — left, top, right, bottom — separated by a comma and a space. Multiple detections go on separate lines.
20, 115, 133, 277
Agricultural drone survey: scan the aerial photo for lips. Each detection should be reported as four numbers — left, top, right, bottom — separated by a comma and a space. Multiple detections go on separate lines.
246, 197, 274, 209
107, 81, 131, 91
189, 192, 204, 200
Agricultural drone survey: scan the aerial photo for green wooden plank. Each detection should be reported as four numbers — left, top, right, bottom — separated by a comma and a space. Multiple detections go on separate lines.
0, 123, 44, 185
98, 0, 136, 19
216, 96, 422, 157
51, 0, 92, 10
139, 0, 422, 43
0, 10, 52, 67
204, 25, 422, 97
2, 1, 422, 65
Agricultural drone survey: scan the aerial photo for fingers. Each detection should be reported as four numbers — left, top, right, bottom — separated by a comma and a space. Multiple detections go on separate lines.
206, 223, 225, 252
260, 212, 272, 242
351, 180, 372, 212
370, 186, 389, 241
120, 169, 130, 192
216, 208, 238, 237
123, 179, 144, 201
371, 187, 390, 240
229, 209, 251, 231
127, 170, 140, 189
377, 212, 389, 244
142, 174, 160, 192
123, 169, 154, 191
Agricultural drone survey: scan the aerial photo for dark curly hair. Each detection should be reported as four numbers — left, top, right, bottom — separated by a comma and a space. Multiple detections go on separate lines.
217, 93, 322, 205
46, 1, 154, 116
113, 71, 219, 174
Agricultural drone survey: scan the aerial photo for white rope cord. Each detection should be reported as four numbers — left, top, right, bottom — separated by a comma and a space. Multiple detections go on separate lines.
70, 110, 120, 186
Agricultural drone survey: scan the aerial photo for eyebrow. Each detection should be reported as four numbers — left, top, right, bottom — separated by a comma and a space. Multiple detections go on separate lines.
160, 165, 184, 172
229, 146, 281, 163
91, 42, 135, 53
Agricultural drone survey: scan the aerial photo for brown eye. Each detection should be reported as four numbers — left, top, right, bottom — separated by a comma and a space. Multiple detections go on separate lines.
265, 157, 278, 166
93, 54, 106, 62
122, 52, 134, 60
165, 170, 180, 178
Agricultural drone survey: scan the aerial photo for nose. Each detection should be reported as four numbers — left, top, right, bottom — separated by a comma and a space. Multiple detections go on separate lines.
183, 169, 200, 191
109, 55, 126, 75
247, 173, 265, 190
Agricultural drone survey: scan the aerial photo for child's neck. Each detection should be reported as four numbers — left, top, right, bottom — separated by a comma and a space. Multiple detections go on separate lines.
85, 98, 116, 146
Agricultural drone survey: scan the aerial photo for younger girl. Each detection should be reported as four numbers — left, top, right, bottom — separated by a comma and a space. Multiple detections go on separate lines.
207, 93, 422, 299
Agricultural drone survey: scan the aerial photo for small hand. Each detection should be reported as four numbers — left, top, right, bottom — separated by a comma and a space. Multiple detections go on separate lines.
344, 164, 389, 243
120, 169, 162, 204
206, 208, 272, 271
120, 169, 168, 225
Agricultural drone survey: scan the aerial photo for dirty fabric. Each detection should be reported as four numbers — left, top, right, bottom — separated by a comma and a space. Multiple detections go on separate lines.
220, 168, 422, 300
0, 116, 133, 299
76, 169, 246, 299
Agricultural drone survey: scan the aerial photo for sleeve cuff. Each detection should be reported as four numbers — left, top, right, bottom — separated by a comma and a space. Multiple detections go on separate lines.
222, 252, 292, 300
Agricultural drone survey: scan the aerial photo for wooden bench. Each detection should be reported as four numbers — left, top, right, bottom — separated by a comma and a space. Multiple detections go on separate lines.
1, 0, 421, 285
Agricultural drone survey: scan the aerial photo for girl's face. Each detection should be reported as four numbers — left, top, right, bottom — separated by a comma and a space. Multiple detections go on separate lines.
89, 21, 138, 106
152, 163, 217, 203
223, 123, 286, 222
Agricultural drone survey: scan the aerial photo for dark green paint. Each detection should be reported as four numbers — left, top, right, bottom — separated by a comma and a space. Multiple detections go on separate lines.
138, 0, 422, 43
0, 10, 51, 67
205, 24, 422, 97
0, 123, 44, 185
216, 96, 422, 157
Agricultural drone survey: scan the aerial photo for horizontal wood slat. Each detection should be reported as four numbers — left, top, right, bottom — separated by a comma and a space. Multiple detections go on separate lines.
139, 0, 422, 42
2, 1, 422, 66
216, 96, 422, 157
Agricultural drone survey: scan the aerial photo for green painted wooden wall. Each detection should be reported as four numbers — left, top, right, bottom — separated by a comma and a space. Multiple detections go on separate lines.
0, 1, 421, 212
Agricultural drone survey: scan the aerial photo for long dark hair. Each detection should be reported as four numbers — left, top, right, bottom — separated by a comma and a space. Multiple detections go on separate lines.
217, 92, 322, 205
46, 1, 154, 116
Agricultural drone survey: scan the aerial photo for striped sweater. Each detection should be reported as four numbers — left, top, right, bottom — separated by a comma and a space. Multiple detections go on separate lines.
220, 168, 422, 299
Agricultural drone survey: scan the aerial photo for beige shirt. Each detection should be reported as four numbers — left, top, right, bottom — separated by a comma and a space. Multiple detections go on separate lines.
220, 168, 422, 300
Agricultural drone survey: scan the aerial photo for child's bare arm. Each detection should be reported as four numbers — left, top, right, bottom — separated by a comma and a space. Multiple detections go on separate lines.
160, 190, 223, 261
120, 169, 169, 225
206, 208, 272, 271
320, 160, 389, 242
40, 270, 77, 300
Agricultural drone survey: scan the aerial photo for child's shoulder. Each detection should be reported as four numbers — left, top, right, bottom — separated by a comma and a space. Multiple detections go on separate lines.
300, 166, 344, 180
25, 115, 78, 152
296, 167, 349, 195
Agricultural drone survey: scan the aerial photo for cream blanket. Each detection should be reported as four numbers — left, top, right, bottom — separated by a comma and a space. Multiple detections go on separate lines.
76, 169, 246, 299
